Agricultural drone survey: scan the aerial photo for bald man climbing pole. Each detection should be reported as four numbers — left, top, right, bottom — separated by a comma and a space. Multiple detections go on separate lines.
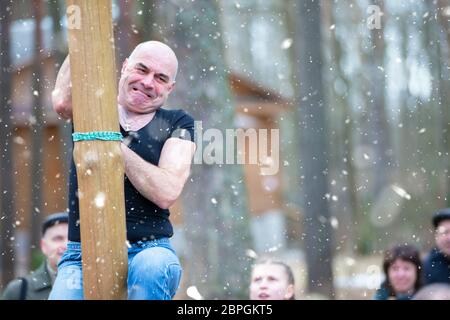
49, 41, 196, 300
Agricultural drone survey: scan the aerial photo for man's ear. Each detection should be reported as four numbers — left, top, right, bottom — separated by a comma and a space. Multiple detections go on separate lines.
167, 81, 176, 94
121, 59, 129, 74
40, 238, 47, 256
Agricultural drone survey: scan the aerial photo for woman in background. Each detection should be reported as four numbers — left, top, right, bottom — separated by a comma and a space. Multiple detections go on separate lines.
374, 244, 422, 300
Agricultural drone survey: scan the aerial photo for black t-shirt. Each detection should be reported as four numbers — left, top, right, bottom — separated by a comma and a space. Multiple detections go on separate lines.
68, 108, 195, 242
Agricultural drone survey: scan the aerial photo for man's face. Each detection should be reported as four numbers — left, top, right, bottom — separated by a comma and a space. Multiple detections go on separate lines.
436, 220, 450, 256
118, 47, 176, 114
249, 264, 294, 300
40, 223, 68, 271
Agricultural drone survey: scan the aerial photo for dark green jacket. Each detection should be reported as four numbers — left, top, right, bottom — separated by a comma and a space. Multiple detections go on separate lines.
1, 261, 53, 300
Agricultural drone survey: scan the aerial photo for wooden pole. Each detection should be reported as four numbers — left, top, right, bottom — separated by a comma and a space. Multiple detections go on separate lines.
65, 0, 127, 299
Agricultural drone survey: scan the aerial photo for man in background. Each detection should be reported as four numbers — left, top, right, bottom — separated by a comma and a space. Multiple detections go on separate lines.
2, 212, 68, 300
423, 208, 450, 285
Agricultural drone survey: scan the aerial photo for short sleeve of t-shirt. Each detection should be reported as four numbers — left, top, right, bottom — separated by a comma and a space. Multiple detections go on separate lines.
170, 110, 195, 143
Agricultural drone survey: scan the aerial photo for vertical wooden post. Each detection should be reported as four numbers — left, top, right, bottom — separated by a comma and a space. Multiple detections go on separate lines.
65, 0, 127, 299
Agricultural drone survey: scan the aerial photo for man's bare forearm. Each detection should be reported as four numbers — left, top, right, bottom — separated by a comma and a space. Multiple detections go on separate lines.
120, 144, 187, 209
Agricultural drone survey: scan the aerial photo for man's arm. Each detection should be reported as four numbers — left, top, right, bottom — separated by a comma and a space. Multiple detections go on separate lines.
51, 55, 73, 119
121, 137, 196, 209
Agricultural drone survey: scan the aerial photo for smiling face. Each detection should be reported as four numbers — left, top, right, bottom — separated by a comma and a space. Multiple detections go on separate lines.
388, 258, 417, 295
118, 41, 178, 114
249, 264, 295, 300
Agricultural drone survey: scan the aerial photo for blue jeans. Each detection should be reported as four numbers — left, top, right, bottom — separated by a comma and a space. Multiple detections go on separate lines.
48, 239, 182, 300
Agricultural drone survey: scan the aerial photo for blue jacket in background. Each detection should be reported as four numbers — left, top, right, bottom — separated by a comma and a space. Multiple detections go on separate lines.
423, 248, 450, 285
373, 283, 414, 300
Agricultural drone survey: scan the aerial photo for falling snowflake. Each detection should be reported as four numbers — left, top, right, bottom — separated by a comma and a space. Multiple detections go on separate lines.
186, 286, 204, 300
95, 192, 106, 208
245, 249, 258, 259
281, 38, 293, 50
330, 217, 339, 229
391, 185, 411, 200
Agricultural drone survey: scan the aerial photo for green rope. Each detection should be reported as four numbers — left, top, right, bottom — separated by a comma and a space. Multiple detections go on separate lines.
72, 131, 123, 142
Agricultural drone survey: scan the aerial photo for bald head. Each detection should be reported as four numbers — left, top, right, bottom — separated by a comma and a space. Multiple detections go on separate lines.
118, 41, 178, 113
128, 41, 178, 81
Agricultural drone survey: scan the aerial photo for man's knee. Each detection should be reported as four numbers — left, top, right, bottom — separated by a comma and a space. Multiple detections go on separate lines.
130, 246, 180, 277
128, 246, 182, 299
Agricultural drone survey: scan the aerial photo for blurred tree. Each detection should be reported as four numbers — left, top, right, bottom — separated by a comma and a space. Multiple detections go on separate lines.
48, 0, 65, 62
369, 0, 393, 199
30, 0, 44, 259
137, 0, 158, 42
325, 0, 359, 254
397, 7, 413, 184
116, 0, 138, 69
48, 0, 71, 199
436, 0, 450, 207
0, 2, 16, 287
293, 0, 334, 298
161, 0, 252, 299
